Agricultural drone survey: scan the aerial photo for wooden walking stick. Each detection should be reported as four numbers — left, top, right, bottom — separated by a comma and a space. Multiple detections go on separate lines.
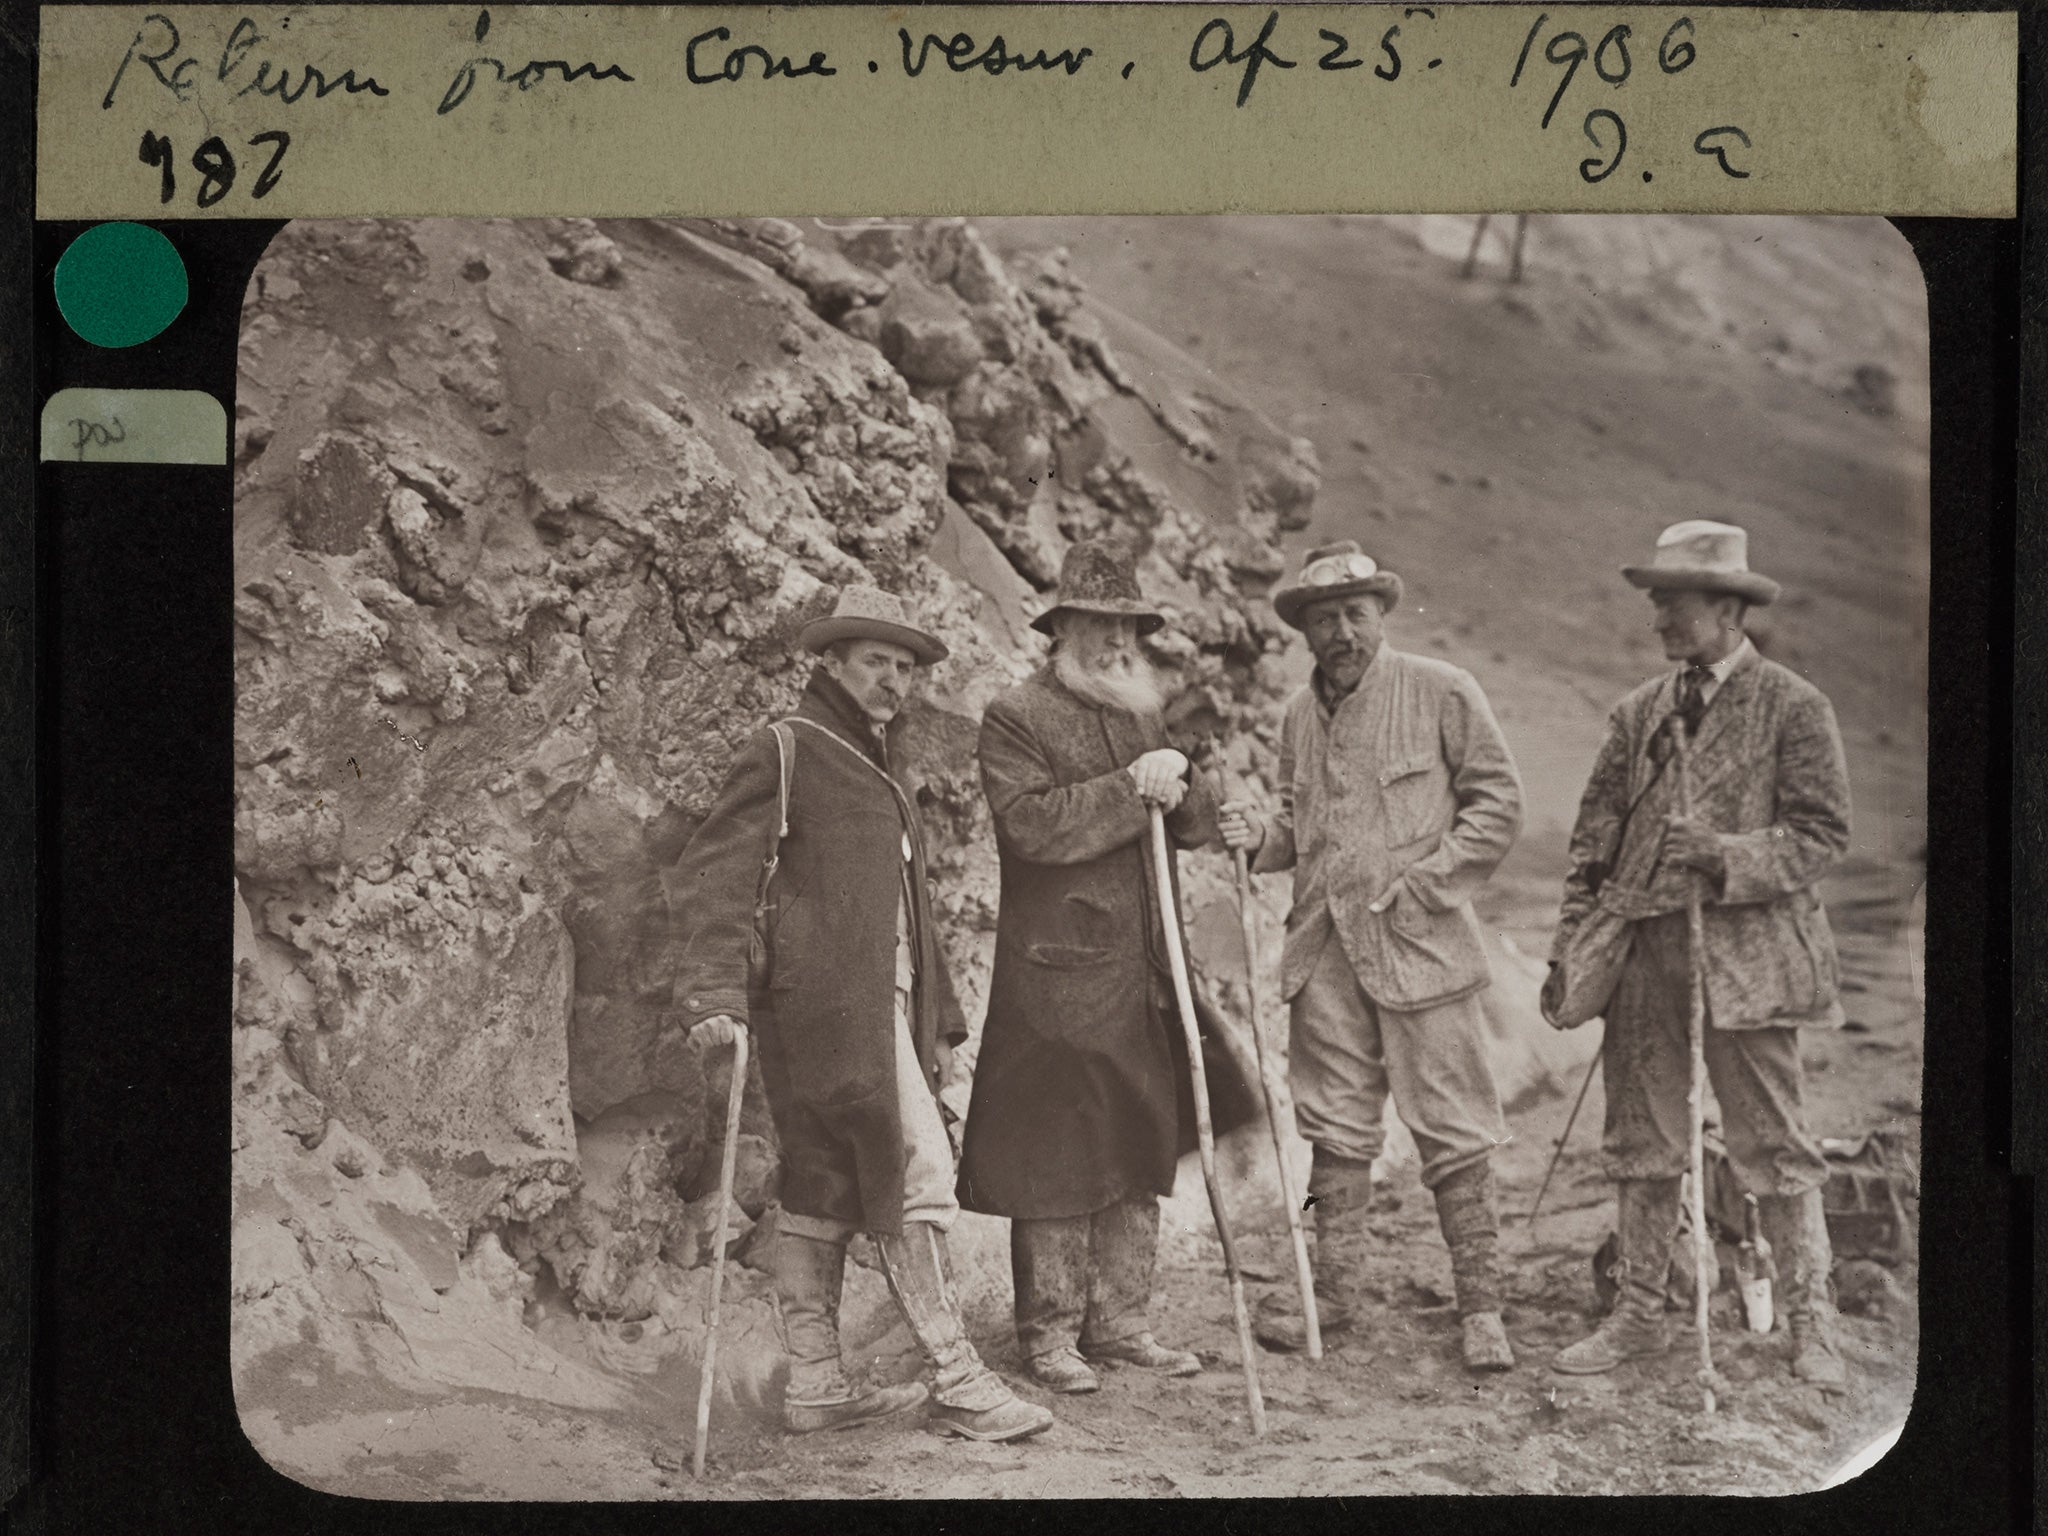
693, 1028, 750, 1479
1669, 720, 1718, 1415
1151, 807, 1267, 1435
1231, 847, 1321, 1360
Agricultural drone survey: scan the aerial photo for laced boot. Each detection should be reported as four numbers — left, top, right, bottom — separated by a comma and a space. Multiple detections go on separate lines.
1433, 1160, 1515, 1372
1760, 1188, 1846, 1387
775, 1231, 929, 1433
1255, 1148, 1372, 1353
1552, 1177, 1680, 1375
877, 1223, 1054, 1443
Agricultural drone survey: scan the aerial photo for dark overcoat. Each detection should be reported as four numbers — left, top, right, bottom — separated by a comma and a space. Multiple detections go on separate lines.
670, 667, 966, 1236
1553, 644, 1853, 1031
957, 666, 1259, 1221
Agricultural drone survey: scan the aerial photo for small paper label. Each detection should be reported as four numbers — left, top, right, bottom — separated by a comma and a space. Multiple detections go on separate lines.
39, 387, 227, 465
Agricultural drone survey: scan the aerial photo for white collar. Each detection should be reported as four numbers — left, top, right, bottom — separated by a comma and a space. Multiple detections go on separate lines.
1702, 635, 1753, 687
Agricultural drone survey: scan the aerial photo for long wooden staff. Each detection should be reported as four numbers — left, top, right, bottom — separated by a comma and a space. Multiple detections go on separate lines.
1669, 720, 1717, 1415
693, 1029, 751, 1478
1230, 847, 1321, 1360
1151, 807, 1267, 1435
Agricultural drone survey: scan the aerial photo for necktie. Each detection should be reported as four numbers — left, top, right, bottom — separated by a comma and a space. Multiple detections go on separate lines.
1676, 665, 1711, 737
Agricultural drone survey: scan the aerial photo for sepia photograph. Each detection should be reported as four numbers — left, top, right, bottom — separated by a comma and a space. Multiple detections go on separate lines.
229, 210, 1926, 1499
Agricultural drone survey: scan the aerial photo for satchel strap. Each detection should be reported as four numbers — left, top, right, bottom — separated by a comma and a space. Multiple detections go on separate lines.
758, 721, 796, 898
785, 717, 919, 828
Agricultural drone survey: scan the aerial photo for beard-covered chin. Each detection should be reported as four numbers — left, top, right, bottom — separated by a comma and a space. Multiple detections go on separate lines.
1054, 644, 1166, 717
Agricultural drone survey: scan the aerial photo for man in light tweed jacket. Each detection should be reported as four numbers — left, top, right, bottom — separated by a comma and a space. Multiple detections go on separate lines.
1220, 542, 1524, 1372
1543, 520, 1852, 1387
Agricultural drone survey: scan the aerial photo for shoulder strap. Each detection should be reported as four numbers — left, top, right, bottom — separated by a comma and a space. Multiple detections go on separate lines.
785, 717, 915, 820
758, 721, 796, 897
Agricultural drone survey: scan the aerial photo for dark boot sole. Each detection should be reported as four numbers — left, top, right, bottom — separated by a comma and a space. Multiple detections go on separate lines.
784, 1386, 929, 1433
1030, 1375, 1100, 1395
933, 1412, 1056, 1443
1549, 1342, 1668, 1376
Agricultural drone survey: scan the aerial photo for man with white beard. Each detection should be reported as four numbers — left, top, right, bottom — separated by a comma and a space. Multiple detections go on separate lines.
958, 540, 1259, 1397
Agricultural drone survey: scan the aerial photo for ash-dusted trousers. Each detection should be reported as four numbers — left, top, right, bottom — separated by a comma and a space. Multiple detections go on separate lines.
1290, 932, 1508, 1189
1600, 911, 1830, 1195
779, 983, 960, 1244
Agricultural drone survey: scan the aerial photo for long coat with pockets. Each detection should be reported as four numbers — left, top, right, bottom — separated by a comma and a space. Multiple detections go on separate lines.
1252, 646, 1524, 1012
669, 666, 966, 1237
957, 666, 1259, 1221
1552, 643, 1852, 1032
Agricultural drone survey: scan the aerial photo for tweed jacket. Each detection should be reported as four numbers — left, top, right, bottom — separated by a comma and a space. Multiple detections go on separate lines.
1552, 644, 1852, 1031
669, 667, 966, 1235
1253, 646, 1524, 1011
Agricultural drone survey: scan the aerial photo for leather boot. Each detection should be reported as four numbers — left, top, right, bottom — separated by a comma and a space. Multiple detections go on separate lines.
774, 1231, 929, 1433
1759, 1189, 1846, 1387
1255, 1148, 1371, 1353
1433, 1160, 1515, 1372
876, 1222, 1054, 1443
1552, 1177, 1681, 1375
1081, 1196, 1200, 1377
1012, 1215, 1099, 1393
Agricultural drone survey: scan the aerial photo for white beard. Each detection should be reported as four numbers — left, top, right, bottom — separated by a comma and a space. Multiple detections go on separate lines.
1054, 644, 1166, 718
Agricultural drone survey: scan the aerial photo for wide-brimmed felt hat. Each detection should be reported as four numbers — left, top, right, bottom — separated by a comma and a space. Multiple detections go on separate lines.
1622, 520, 1780, 606
1272, 541, 1404, 630
798, 584, 948, 664
1030, 539, 1165, 636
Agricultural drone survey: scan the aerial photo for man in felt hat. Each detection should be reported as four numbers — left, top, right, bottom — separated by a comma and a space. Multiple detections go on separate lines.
1542, 520, 1851, 1386
1217, 541, 1524, 1372
670, 584, 1053, 1444
958, 538, 1261, 1396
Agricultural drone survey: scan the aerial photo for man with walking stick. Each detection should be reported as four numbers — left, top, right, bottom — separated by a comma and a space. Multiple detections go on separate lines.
1544, 521, 1851, 1388
958, 539, 1260, 1398
1218, 542, 1524, 1373
669, 586, 1052, 1449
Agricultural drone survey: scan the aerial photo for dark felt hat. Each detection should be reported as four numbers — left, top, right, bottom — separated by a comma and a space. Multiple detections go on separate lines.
1030, 539, 1166, 636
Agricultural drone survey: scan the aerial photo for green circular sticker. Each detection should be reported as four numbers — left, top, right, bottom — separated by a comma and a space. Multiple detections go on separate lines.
54, 223, 189, 349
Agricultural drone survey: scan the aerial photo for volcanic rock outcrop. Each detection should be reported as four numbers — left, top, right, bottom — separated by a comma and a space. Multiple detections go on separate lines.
232, 216, 1325, 1416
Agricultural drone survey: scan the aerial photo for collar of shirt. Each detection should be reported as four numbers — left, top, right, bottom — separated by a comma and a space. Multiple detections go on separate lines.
1693, 635, 1754, 704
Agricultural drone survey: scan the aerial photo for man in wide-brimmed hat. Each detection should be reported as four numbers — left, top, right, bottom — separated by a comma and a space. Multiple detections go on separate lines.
670, 584, 1052, 1444
1219, 541, 1525, 1372
1542, 520, 1851, 1386
958, 539, 1260, 1396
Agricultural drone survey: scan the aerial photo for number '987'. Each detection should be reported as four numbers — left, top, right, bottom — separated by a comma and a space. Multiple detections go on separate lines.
138, 129, 290, 208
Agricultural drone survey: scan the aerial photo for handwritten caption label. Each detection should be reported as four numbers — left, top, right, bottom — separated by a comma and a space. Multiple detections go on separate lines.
95, 6, 1760, 197
39, 6, 2017, 219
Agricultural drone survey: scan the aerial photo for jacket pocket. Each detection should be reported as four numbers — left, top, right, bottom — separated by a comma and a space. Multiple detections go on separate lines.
1378, 752, 1444, 849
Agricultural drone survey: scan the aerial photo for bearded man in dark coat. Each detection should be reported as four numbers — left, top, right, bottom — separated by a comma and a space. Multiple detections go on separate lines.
670, 585, 1051, 1445
958, 540, 1259, 1396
